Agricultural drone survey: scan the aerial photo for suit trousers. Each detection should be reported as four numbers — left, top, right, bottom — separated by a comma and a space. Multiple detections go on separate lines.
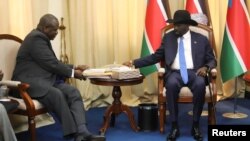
165, 70, 206, 123
37, 83, 86, 137
0, 104, 17, 141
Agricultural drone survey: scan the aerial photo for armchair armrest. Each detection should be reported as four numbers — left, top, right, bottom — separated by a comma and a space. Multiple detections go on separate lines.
158, 67, 166, 100
0, 80, 40, 116
210, 68, 217, 79
157, 67, 166, 133
208, 68, 217, 98
0, 80, 21, 87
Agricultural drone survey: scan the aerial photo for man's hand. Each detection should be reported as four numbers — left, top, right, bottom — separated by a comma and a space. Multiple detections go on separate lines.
74, 69, 86, 80
0, 70, 3, 81
122, 60, 133, 67
196, 66, 208, 77
74, 65, 89, 71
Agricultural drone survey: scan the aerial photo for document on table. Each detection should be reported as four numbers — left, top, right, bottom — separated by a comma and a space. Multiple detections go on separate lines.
83, 68, 112, 78
82, 65, 141, 79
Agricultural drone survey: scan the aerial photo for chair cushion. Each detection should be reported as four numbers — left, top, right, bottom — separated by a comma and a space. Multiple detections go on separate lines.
0, 81, 45, 110
0, 101, 19, 112
9, 96, 44, 110
163, 85, 213, 97
159, 68, 215, 98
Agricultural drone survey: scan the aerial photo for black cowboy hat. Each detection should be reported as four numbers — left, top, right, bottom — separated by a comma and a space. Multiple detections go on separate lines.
167, 10, 198, 26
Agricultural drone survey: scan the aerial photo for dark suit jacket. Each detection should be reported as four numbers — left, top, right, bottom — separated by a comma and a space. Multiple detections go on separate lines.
133, 30, 217, 77
11, 29, 73, 98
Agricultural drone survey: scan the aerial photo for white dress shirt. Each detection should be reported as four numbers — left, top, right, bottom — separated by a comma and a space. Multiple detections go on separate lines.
171, 30, 194, 70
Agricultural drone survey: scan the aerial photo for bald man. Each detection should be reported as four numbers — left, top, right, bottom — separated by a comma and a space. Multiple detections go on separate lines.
11, 14, 105, 141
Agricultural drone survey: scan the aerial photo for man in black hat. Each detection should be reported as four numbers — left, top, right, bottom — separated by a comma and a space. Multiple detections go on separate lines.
123, 10, 216, 141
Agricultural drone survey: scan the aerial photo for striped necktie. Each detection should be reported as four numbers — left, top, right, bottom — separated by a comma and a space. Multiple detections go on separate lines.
179, 37, 188, 84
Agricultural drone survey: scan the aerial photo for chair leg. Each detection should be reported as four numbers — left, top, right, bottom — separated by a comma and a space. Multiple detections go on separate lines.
159, 103, 166, 133
207, 102, 216, 125
28, 116, 36, 141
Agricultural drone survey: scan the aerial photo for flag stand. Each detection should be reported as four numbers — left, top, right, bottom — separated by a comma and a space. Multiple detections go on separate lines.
222, 77, 248, 119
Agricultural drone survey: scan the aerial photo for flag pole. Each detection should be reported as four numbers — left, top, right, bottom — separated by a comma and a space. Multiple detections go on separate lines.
222, 77, 248, 119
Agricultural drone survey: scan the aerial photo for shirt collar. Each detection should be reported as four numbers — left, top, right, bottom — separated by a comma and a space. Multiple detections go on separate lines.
182, 30, 191, 39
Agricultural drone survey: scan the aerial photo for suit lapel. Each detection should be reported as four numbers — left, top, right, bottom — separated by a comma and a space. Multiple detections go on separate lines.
190, 32, 198, 64
166, 34, 178, 65
48, 42, 57, 57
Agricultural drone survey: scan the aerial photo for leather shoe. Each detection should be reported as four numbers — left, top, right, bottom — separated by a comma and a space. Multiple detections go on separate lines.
83, 135, 106, 141
166, 127, 180, 141
75, 134, 106, 141
191, 127, 203, 141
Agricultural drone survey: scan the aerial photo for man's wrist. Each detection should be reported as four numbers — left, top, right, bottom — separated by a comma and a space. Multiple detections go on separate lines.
205, 65, 210, 72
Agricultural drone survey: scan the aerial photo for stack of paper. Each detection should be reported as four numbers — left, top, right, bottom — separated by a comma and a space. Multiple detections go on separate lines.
83, 64, 141, 79
107, 65, 141, 79
111, 69, 141, 80
82, 68, 112, 78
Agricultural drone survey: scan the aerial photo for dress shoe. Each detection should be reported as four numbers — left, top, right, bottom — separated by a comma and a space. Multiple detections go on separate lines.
191, 127, 203, 141
166, 127, 180, 141
84, 135, 106, 141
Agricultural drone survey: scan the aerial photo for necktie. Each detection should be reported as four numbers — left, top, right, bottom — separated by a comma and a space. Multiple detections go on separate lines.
179, 37, 188, 84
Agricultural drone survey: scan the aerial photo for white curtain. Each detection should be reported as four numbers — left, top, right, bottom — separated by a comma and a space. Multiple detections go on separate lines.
0, 0, 249, 110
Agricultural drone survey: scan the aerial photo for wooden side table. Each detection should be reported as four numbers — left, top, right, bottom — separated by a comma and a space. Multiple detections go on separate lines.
89, 75, 144, 135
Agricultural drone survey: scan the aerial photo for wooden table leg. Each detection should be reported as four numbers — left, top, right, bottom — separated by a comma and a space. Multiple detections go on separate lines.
99, 86, 139, 135
99, 104, 114, 135
120, 104, 140, 131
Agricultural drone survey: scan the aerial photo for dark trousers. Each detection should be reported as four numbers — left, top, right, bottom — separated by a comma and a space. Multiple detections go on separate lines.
37, 83, 86, 136
165, 70, 206, 124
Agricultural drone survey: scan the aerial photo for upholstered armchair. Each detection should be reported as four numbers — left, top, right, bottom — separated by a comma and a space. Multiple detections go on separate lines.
158, 24, 217, 133
0, 34, 50, 141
